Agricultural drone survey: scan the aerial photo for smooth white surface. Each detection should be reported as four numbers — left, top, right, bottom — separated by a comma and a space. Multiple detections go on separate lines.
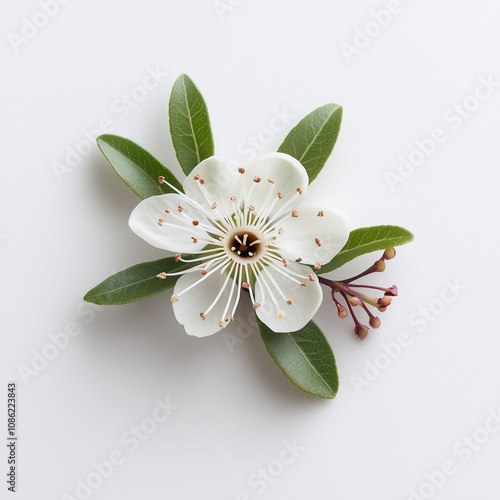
2, 1, 500, 499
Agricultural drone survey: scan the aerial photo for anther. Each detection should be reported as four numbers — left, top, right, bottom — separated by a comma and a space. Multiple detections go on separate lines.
300, 283, 308, 287
211, 202, 217, 209
193, 174, 201, 180
248, 205, 255, 211
278, 228, 284, 235
268, 178, 276, 184
315, 238, 322, 247
158, 176, 165, 184
192, 220, 199, 226
315, 262, 321, 270
219, 320, 225, 328
171, 295, 179, 302
230, 196, 236, 202
296, 187, 303, 194
178, 205, 184, 212
317, 210, 324, 217
278, 311, 285, 318
228, 316, 235, 322
286, 299, 293, 306
157, 219, 164, 226
282, 258, 288, 267
238, 167, 245, 174
295, 258, 302, 262
201, 270, 208, 275
165, 208, 171, 213
308, 274, 316, 281
253, 302, 261, 309
199, 178, 205, 185
253, 176, 261, 183
157, 272, 167, 279
291, 210, 299, 218
248, 252, 254, 257
242, 282, 250, 289
191, 237, 198, 243
231, 246, 236, 251
277, 192, 283, 199
175, 253, 181, 262
200, 312, 206, 320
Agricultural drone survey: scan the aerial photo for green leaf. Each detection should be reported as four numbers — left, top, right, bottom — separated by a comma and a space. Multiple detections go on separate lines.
97, 134, 183, 199
317, 225, 414, 275
258, 318, 339, 399
84, 257, 196, 305
278, 103, 342, 183
169, 74, 215, 176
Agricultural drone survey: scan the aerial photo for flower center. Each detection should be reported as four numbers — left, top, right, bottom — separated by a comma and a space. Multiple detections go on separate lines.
224, 226, 266, 263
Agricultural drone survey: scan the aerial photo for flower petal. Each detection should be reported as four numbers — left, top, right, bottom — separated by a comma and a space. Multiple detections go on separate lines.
254, 261, 322, 333
172, 266, 236, 337
183, 156, 243, 219
274, 207, 348, 266
129, 193, 214, 253
243, 153, 308, 220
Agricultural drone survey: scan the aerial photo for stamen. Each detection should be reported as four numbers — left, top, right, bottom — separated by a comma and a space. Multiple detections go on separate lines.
286, 299, 292, 305
158, 176, 165, 183
291, 210, 299, 218
175, 253, 181, 262
238, 167, 245, 174
295, 258, 302, 262
315, 238, 322, 247
309, 274, 316, 281
178, 205, 184, 212
171, 295, 179, 302
165, 208, 171, 213
278, 311, 285, 318
204, 262, 236, 316
296, 187, 303, 194
157, 273, 167, 279
158, 219, 164, 226
191, 237, 198, 243
268, 178, 276, 184
317, 210, 324, 217
253, 176, 261, 183
200, 312, 206, 320
192, 220, 199, 226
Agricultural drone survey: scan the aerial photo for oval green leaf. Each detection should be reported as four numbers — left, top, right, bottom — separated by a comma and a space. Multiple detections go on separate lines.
278, 103, 342, 183
317, 225, 414, 275
84, 257, 196, 305
169, 74, 215, 176
97, 134, 183, 199
258, 318, 339, 399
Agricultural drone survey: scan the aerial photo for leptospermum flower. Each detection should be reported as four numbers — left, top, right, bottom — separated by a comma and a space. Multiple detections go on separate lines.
129, 153, 348, 337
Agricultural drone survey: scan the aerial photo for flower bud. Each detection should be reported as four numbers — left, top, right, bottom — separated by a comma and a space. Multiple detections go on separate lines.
355, 324, 369, 340
369, 316, 381, 329
383, 247, 396, 260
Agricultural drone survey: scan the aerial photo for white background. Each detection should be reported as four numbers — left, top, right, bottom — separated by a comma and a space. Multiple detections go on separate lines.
2, 1, 500, 499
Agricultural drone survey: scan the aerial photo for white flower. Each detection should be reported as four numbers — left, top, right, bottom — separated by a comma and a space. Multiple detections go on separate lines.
129, 153, 348, 337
